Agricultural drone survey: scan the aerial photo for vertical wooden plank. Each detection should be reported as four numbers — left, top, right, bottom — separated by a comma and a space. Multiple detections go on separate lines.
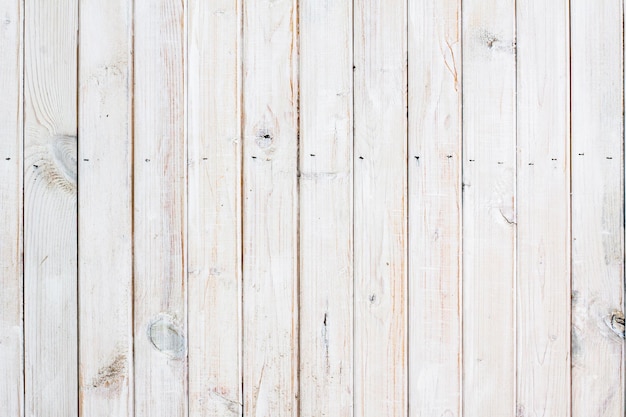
133, 0, 187, 416
515, 0, 570, 415
187, 0, 242, 415
461, 0, 516, 415
407, 0, 462, 414
353, 0, 407, 415
77, 0, 133, 415
571, 0, 625, 415
0, 0, 24, 414
242, 0, 298, 414
23, 0, 78, 415
299, 0, 352, 416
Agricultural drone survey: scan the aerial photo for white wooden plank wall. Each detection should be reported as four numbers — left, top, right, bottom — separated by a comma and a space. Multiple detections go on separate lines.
1, 1, 625, 417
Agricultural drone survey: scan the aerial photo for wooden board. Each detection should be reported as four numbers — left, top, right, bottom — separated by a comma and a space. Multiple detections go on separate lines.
516, 0, 571, 415
0, 0, 24, 414
77, 0, 133, 415
353, 0, 407, 415
461, 0, 516, 415
407, 0, 462, 415
23, 0, 78, 415
241, 0, 299, 415
133, 1, 187, 416
571, 1, 625, 415
187, 0, 242, 415
299, 0, 353, 416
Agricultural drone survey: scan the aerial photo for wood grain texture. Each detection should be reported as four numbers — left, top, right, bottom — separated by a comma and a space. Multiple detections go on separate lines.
299, 0, 353, 416
242, 0, 299, 415
78, 0, 133, 415
187, 0, 242, 415
353, 0, 407, 415
461, 0, 516, 415
0, 0, 24, 415
408, 0, 462, 415
23, 0, 78, 415
571, 1, 625, 415
516, 0, 571, 415
133, 1, 187, 416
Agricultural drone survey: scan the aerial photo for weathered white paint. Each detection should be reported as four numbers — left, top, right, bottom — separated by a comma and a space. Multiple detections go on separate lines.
516, 0, 571, 415
24, 0, 78, 415
187, 0, 242, 415
571, 1, 625, 416
133, 0, 187, 416
0, 0, 23, 415
353, 0, 407, 416
462, 0, 517, 415
408, 0, 462, 415
242, 0, 299, 415
299, 1, 353, 416
78, 0, 133, 415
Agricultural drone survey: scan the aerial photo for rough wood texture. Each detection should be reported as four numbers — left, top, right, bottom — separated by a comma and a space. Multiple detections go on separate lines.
187, 0, 242, 415
408, 0, 462, 415
353, 0, 407, 416
0, 0, 23, 415
571, 1, 625, 416
299, 1, 353, 416
516, 0, 571, 415
461, 0, 517, 415
242, 0, 299, 415
77, 0, 133, 415
23, 0, 78, 415
133, 1, 187, 416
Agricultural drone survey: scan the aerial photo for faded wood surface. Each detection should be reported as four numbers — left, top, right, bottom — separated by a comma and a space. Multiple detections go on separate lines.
242, 0, 299, 416
571, 1, 625, 416
23, 0, 78, 415
516, 0, 571, 415
77, 0, 133, 415
4, 1, 626, 417
187, 0, 242, 415
461, 0, 517, 415
0, 0, 23, 415
407, 0, 462, 415
353, 0, 407, 416
133, 1, 187, 416
299, 1, 353, 416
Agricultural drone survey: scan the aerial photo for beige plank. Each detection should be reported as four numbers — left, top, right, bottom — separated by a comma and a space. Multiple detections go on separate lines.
408, 0, 462, 415
23, 0, 78, 415
187, 0, 242, 415
571, 1, 625, 415
299, 0, 353, 416
0, 0, 24, 414
77, 0, 133, 415
515, 0, 571, 415
242, 0, 299, 415
133, 1, 187, 416
353, 0, 407, 415
461, 0, 516, 415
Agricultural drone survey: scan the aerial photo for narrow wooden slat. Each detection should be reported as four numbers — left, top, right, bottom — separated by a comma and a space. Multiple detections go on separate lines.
353, 0, 407, 415
407, 0, 462, 414
461, 0, 516, 415
0, 0, 24, 414
133, 0, 187, 416
571, 1, 625, 415
299, 0, 353, 416
23, 0, 78, 415
77, 0, 133, 414
242, 0, 298, 414
515, 0, 570, 415
187, 0, 242, 415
